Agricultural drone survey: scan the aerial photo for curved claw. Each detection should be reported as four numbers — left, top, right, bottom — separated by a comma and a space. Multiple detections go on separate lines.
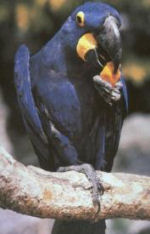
57, 166, 66, 172
93, 75, 112, 90
93, 75, 122, 105
96, 178, 104, 196
115, 80, 123, 90
57, 163, 102, 217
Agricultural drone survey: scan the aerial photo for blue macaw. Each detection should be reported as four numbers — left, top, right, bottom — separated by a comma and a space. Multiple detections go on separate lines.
14, 2, 128, 234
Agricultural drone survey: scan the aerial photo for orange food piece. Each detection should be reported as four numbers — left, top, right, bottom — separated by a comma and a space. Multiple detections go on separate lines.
100, 62, 121, 86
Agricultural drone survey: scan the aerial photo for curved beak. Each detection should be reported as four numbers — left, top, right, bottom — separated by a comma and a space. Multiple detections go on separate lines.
76, 16, 122, 74
97, 16, 122, 73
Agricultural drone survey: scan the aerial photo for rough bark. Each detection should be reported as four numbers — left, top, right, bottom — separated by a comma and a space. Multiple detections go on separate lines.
0, 146, 150, 221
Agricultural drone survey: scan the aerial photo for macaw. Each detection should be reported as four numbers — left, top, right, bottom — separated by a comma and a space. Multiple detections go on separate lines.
14, 2, 128, 234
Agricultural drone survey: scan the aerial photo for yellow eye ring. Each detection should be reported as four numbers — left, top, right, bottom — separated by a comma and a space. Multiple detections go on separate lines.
76, 11, 85, 27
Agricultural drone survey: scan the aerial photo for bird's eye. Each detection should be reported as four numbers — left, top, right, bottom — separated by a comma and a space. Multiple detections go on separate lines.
76, 11, 85, 27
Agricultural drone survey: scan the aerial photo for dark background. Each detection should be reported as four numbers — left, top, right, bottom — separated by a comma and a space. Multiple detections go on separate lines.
0, 0, 150, 233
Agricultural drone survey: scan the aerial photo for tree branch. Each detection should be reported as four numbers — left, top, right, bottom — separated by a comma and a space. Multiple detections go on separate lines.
0, 146, 150, 221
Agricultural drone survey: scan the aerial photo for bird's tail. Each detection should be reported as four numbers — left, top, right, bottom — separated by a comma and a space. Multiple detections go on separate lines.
52, 220, 106, 234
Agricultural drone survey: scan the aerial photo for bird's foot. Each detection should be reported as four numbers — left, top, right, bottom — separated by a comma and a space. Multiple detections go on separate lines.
57, 163, 103, 215
93, 75, 122, 106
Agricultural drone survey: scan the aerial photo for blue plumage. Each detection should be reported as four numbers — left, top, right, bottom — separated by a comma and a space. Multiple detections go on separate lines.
14, 45, 45, 140
15, 1, 128, 171
14, 2, 128, 233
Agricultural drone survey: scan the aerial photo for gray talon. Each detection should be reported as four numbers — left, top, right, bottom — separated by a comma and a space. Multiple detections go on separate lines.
57, 163, 102, 213
115, 81, 123, 90
93, 75, 122, 105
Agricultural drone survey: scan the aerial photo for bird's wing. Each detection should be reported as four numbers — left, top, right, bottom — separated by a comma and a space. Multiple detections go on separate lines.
104, 102, 124, 171
14, 45, 54, 170
34, 69, 82, 139
121, 76, 128, 115
104, 76, 128, 171
32, 70, 82, 167
94, 75, 128, 171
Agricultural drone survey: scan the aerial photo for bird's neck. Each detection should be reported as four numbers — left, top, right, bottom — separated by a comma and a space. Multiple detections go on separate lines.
38, 33, 67, 73
40, 31, 93, 76
32, 30, 97, 81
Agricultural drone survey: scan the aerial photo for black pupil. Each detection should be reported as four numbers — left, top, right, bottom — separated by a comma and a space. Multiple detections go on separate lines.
77, 16, 82, 24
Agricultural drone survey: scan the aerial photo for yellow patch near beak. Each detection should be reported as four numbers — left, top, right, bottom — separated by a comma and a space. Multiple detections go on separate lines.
76, 33, 121, 86
76, 33, 97, 61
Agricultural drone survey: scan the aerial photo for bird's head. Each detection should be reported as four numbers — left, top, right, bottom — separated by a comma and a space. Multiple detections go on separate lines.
61, 2, 122, 82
